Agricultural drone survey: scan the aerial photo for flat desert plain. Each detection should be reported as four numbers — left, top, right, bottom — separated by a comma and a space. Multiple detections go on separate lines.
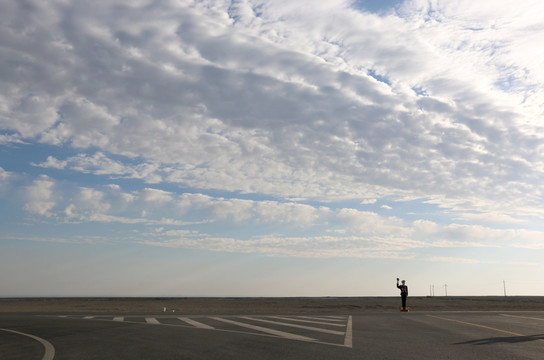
1, 296, 544, 314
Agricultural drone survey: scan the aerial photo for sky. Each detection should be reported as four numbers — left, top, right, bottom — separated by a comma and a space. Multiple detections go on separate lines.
1, 0, 544, 297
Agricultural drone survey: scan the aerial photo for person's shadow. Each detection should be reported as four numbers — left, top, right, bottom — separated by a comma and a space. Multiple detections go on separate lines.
456, 334, 544, 345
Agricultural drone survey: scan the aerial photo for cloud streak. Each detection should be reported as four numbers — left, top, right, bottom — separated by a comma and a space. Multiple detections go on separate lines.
17, 176, 544, 260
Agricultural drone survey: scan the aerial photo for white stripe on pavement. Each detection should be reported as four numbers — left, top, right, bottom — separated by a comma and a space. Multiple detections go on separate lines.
145, 318, 160, 324
344, 316, 353, 348
241, 316, 345, 336
178, 317, 215, 329
320, 316, 346, 319
210, 317, 316, 342
296, 315, 345, 322
500, 314, 544, 321
267, 316, 346, 327
0, 328, 55, 360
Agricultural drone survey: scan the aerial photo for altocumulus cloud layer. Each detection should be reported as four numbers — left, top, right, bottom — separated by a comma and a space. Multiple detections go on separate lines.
1, 0, 544, 282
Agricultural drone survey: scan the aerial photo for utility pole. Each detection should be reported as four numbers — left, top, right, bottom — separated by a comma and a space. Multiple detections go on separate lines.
503, 280, 507, 297
432, 285, 435, 297
444, 284, 448, 296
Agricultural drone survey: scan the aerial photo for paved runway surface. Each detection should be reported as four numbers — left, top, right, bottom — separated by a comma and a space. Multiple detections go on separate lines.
2, 311, 544, 359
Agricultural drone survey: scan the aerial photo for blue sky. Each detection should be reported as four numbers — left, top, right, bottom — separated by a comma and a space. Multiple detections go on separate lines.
1, 0, 544, 297
353, 0, 403, 13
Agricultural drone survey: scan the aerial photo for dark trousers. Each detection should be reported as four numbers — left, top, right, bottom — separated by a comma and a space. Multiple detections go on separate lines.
401, 294, 407, 308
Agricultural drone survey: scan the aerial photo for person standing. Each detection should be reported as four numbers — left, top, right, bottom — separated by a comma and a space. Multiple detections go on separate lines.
396, 278, 408, 310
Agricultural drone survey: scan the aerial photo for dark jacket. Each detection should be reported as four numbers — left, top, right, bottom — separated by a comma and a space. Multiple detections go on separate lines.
397, 284, 408, 296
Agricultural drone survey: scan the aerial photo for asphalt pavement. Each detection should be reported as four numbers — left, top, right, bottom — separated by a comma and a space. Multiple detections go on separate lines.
2, 311, 544, 359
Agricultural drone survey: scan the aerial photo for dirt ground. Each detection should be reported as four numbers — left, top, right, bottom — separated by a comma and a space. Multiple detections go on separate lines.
1, 296, 544, 315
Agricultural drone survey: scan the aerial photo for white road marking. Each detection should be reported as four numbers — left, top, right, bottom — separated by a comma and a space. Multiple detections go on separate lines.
320, 316, 346, 319
178, 317, 215, 329
145, 317, 160, 324
0, 328, 56, 360
55, 314, 353, 348
296, 315, 345, 322
500, 314, 544, 321
241, 316, 345, 335
210, 317, 316, 342
428, 315, 544, 344
344, 316, 353, 348
267, 316, 346, 327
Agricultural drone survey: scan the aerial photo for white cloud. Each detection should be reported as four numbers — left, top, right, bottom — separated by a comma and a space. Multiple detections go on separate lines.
428, 256, 538, 267
0, 134, 25, 145
0, 166, 11, 181
40, 97, 119, 147
85, 213, 147, 224
9, 168, 544, 260
2, 1, 544, 265
24, 176, 57, 216
176, 193, 331, 225
141, 214, 544, 258
2, 0, 542, 218
141, 188, 173, 203
254, 201, 331, 225
337, 208, 407, 236
0, 166, 16, 196
455, 212, 528, 225
1, 94, 60, 138
142, 235, 416, 259
32, 156, 67, 170
35, 153, 163, 183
